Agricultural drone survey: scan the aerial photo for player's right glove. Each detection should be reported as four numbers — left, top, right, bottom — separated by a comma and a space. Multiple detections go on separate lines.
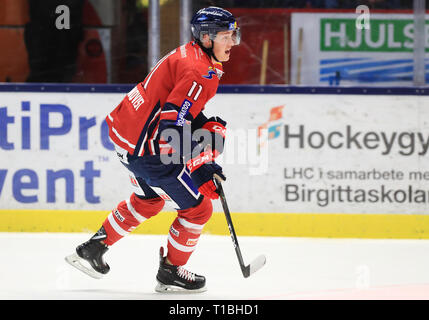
186, 151, 226, 200
202, 116, 227, 158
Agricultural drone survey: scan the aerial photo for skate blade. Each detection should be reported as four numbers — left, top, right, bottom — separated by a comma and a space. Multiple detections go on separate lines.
155, 281, 207, 294
65, 253, 104, 280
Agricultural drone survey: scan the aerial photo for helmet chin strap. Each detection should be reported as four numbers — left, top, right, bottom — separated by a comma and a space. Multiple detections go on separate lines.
197, 39, 220, 63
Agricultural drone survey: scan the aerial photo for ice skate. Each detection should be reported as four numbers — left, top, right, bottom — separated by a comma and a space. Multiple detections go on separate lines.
65, 227, 110, 279
155, 247, 207, 293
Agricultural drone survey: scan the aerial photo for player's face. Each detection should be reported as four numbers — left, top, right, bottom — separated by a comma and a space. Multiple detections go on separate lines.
212, 30, 236, 62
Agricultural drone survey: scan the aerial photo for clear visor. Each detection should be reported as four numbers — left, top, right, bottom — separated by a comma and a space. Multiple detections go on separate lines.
211, 28, 241, 46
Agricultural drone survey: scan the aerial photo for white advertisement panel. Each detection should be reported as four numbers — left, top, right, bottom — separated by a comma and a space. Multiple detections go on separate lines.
209, 93, 429, 214
0, 92, 130, 210
290, 13, 428, 86
1, 91, 429, 215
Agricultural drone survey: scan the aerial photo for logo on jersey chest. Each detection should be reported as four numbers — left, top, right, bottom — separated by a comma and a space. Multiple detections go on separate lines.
203, 69, 217, 80
203, 67, 223, 80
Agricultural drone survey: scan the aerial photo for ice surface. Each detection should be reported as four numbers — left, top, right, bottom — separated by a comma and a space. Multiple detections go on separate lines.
1, 232, 429, 300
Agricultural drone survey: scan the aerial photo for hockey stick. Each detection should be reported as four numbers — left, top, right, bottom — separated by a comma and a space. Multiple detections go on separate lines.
214, 175, 266, 278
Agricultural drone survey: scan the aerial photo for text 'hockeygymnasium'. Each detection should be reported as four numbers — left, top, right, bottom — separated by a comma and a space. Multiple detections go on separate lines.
284, 125, 429, 156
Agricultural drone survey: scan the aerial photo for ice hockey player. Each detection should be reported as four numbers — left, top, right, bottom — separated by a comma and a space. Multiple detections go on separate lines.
65, 7, 240, 293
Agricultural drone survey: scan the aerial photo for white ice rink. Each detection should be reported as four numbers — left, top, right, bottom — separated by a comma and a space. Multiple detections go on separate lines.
1, 232, 429, 300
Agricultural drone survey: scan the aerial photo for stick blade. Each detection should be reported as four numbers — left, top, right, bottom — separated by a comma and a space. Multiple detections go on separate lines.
243, 254, 266, 278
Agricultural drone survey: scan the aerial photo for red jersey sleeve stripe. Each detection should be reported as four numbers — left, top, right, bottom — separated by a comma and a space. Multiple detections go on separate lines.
111, 126, 136, 149
160, 110, 179, 121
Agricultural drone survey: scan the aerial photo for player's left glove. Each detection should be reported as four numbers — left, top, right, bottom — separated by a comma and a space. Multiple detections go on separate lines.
186, 151, 226, 200
200, 116, 227, 158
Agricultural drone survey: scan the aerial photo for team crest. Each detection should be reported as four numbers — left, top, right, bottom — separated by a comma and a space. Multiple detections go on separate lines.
203, 67, 223, 80
202, 67, 216, 79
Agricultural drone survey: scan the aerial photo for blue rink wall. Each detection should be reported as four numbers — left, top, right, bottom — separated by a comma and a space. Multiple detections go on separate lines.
1, 83, 429, 239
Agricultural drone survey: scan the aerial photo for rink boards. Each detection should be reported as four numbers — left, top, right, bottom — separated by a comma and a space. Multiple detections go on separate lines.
1, 84, 429, 238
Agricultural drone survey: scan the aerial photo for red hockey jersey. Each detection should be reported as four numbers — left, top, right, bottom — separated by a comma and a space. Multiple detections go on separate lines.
105, 41, 223, 157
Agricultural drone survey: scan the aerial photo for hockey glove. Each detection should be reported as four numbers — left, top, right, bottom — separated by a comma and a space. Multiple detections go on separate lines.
186, 151, 226, 200
200, 116, 227, 158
